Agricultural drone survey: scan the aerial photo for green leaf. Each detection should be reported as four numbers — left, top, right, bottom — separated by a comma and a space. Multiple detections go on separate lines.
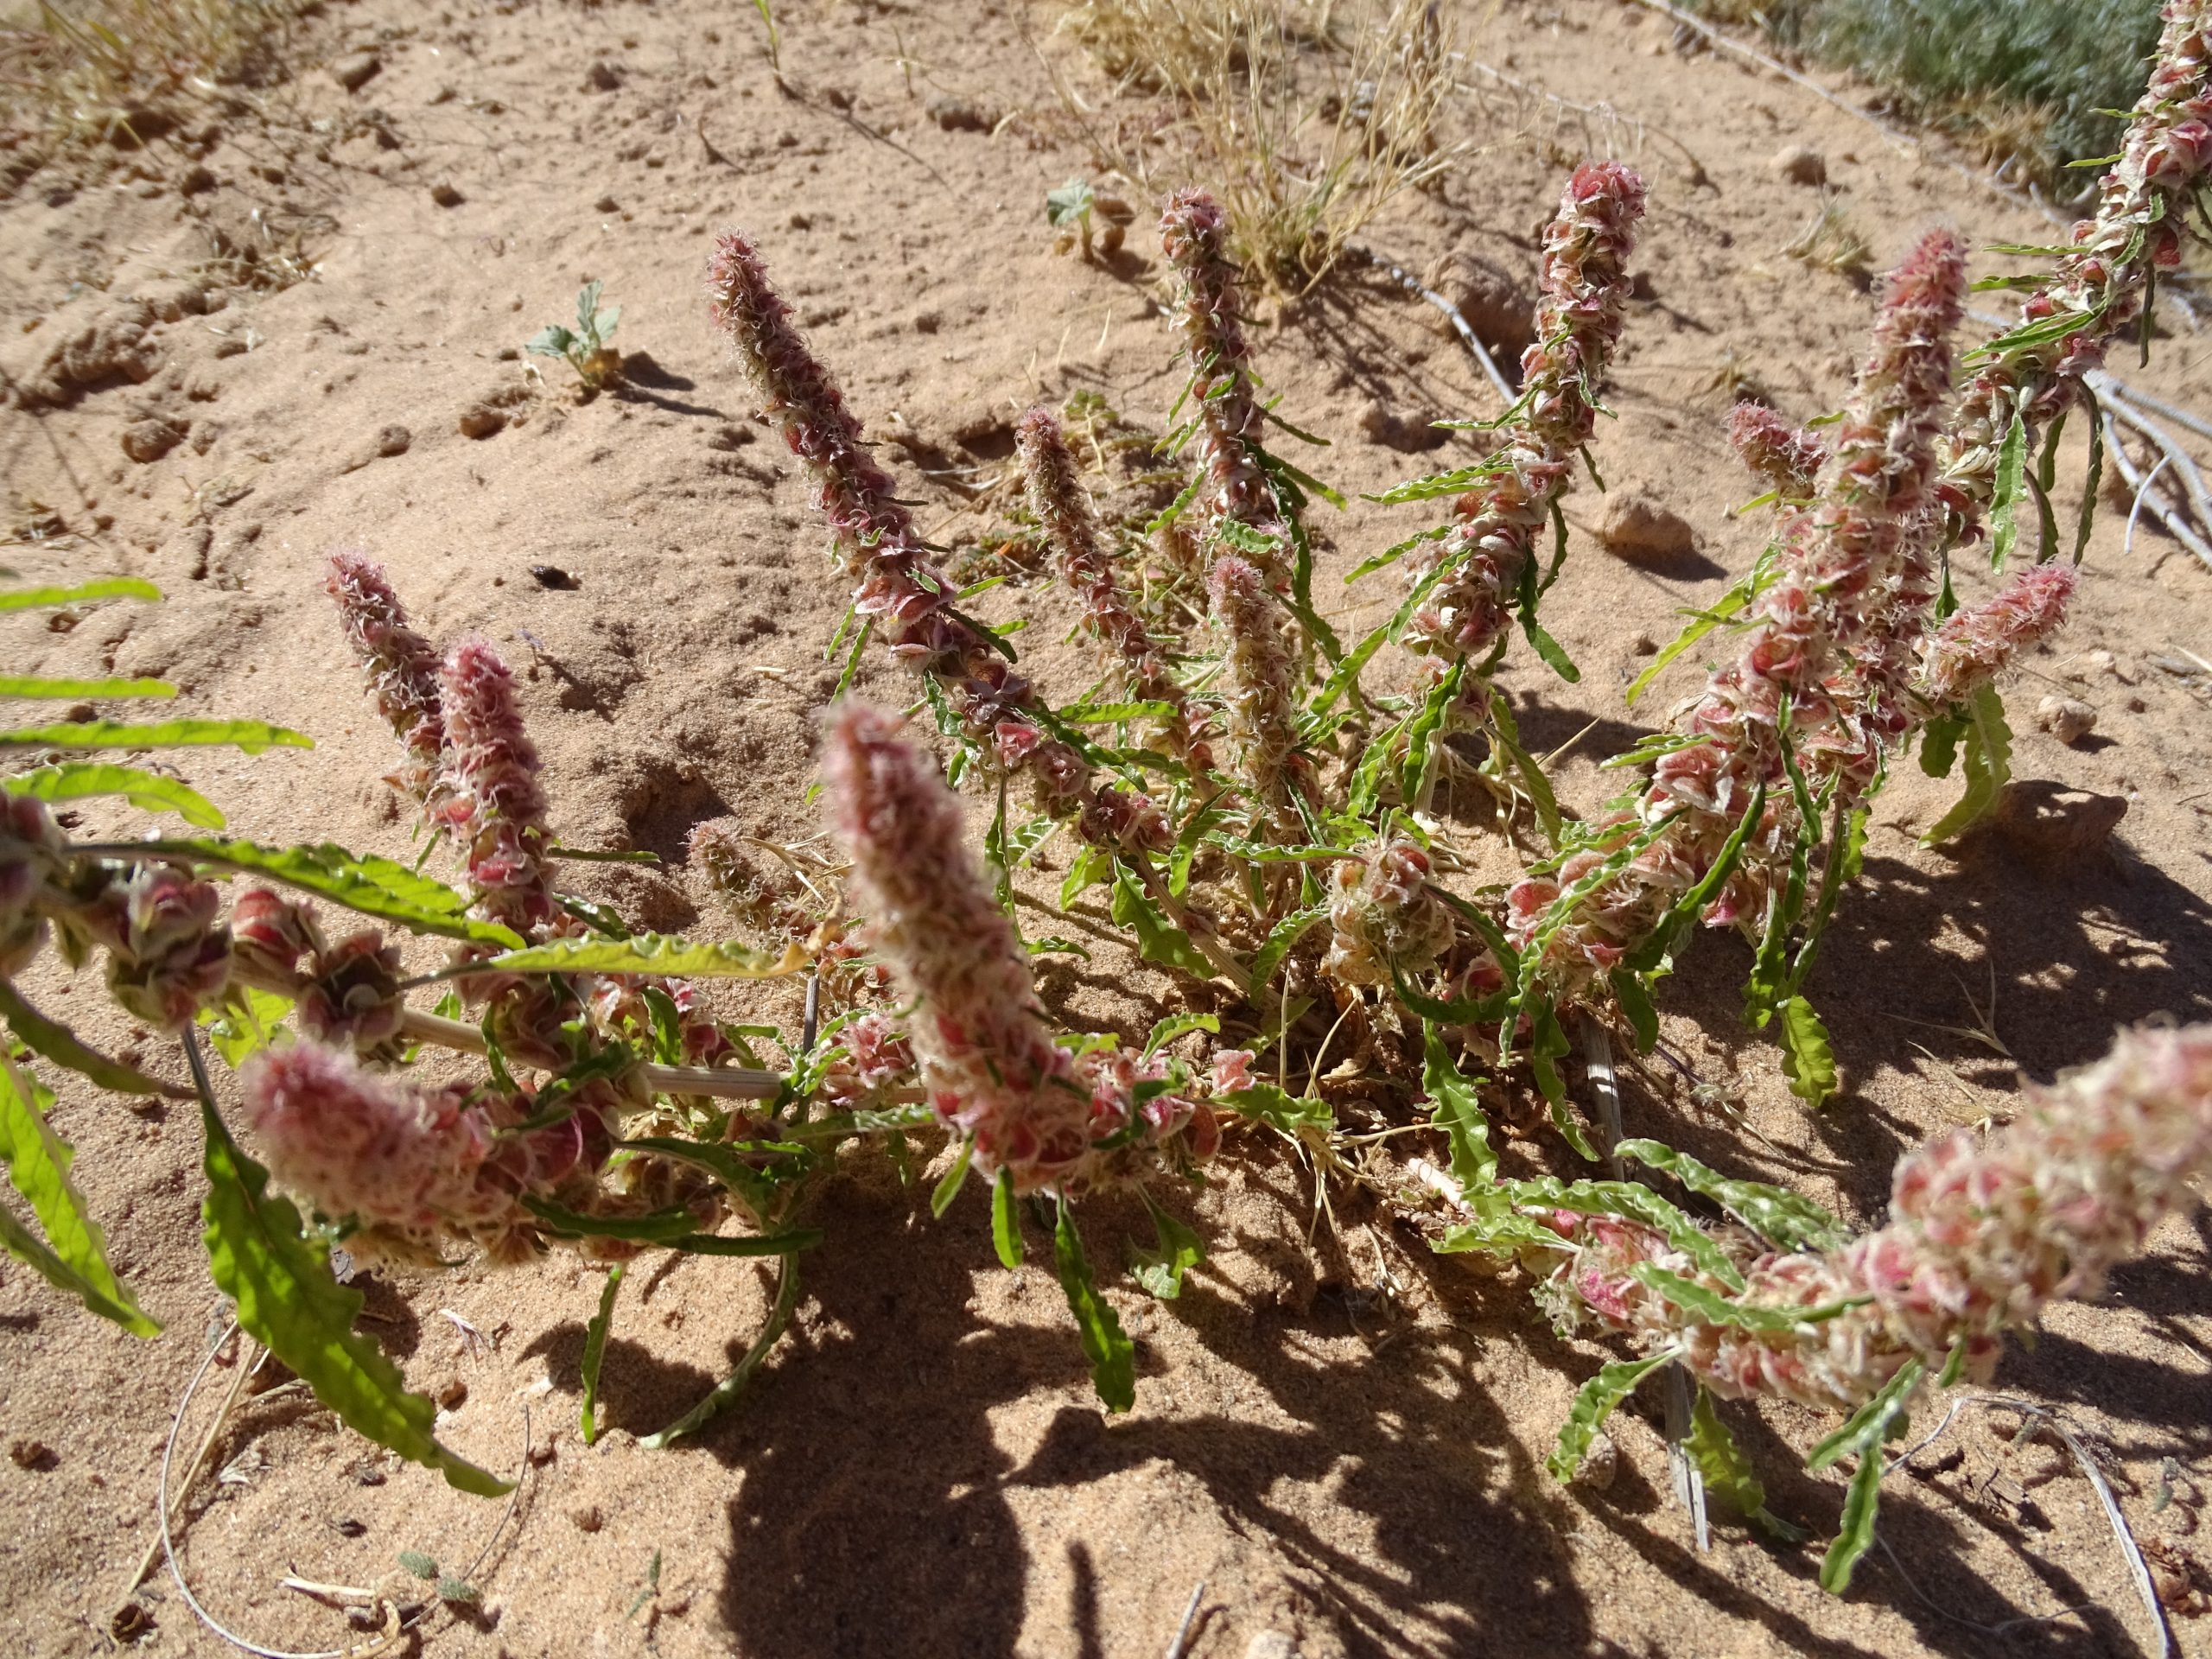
1689, 1388, 1806, 1541
200, 1096, 511, 1497
525, 325, 576, 358
1052, 1198, 1135, 1413
1249, 904, 1326, 993
122, 838, 520, 948
520, 1196, 700, 1243
1527, 997, 1599, 1160
457, 933, 804, 981
991, 1167, 1024, 1269
669, 1229, 824, 1255
1060, 843, 1110, 908
0, 981, 183, 1097
2076, 390, 2104, 563
1777, 995, 1839, 1108
1625, 787, 1764, 977
931, 1138, 974, 1218
0, 717, 311, 754
1045, 178, 1095, 227
0, 577, 162, 612
199, 987, 295, 1069
1987, 410, 2029, 569
1128, 1192, 1204, 1300
0, 675, 175, 700
1422, 1022, 1495, 1189
1486, 689, 1562, 845
1400, 659, 1463, 806
1109, 863, 1217, 982
1614, 1138, 1848, 1252
1143, 1012, 1218, 1056
1217, 1083, 1332, 1136
1624, 549, 1780, 706
398, 1549, 440, 1580
1920, 683, 2012, 844
1547, 1351, 1677, 1481
1610, 969, 1658, 1053
580, 1264, 622, 1446
1815, 1359, 1923, 1594
3, 761, 225, 828
1629, 1262, 1867, 1332
1311, 623, 1386, 715
0, 1055, 160, 1335
1515, 1175, 1745, 1291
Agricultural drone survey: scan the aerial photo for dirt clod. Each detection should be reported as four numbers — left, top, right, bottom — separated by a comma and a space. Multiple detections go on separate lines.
1771, 143, 1827, 186
331, 51, 381, 92
1597, 488, 1696, 564
2035, 695, 2098, 746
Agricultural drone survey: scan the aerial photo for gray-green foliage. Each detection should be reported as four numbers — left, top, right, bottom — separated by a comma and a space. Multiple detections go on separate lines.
1694, 0, 2162, 179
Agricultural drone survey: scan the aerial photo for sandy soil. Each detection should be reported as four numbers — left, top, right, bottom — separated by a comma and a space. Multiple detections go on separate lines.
3, 0, 2211, 1654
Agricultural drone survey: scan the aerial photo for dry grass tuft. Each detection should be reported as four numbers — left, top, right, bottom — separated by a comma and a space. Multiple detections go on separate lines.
0, 0, 306, 162
1054, 0, 1471, 292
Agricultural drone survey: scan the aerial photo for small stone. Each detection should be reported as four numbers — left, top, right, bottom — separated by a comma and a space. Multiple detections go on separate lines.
458, 404, 507, 440
1597, 489, 1696, 565
1982, 780, 2127, 864
927, 96, 991, 132
1420, 250, 1535, 353
583, 60, 623, 93
569, 1503, 604, 1533
176, 164, 217, 196
9, 1439, 56, 1471
2084, 648, 2119, 677
435, 1376, 467, 1409
1771, 144, 1827, 187
375, 424, 411, 458
594, 194, 620, 213
331, 52, 381, 92
429, 181, 464, 208
120, 417, 184, 463
2035, 695, 2098, 746
1245, 1636, 1299, 1659
1630, 632, 1658, 655
530, 565, 579, 590
1573, 1430, 1618, 1491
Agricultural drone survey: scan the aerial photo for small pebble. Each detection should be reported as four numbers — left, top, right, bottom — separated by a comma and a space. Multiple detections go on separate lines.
435, 1376, 467, 1409
430, 181, 464, 208
458, 404, 507, 440
1770, 143, 1827, 186
330, 51, 381, 92
1597, 489, 1696, 565
2035, 695, 2097, 746
1573, 1430, 1618, 1491
531, 565, 580, 590
570, 1503, 605, 1533
374, 424, 411, 458
594, 194, 620, 213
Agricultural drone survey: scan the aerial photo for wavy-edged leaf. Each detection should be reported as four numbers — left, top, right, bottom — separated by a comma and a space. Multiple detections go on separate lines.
1217, 1082, 1332, 1136
991, 1167, 1024, 1269
1128, 1192, 1204, 1299
1624, 548, 1781, 706
0, 717, 309, 753
0, 980, 184, 1097
520, 1195, 698, 1243
0, 1055, 159, 1335
1625, 786, 1764, 976
1432, 1203, 1573, 1255
200, 1096, 511, 1497
580, 1264, 622, 1445
1312, 623, 1387, 715
1400, 659, 1463, 806
1526, 997, 1599, 1161
1630, 1262, 1867, 1332
459, 933, 806, 981
1053, 1198, 1135, 1413
1513, 1175, 1745, 1291
1548, 1350, 1677, 1481
1987, 410, 2029, 569
3, 761, 224, 828
1485, 690, 1563, 846
124, 838, 520, 947
1689, 1388, 1806, 1541
1143, 1012, 1218, 1056
1249, 904, 1326, 994
1813, 1358, 1923, 1593
669, 1229, 823, 1255
1614, 1138, 1847, 1252
0, 577, 162, 612
1109, 863, 1220, 982
1610, 968, 1658, 1053
1920, 683, 2012, 844
931, 1137, 974, 1218
0, 675, 175, 700
1778, 995, 1839, 1109
1423, 1022, 1495, 1189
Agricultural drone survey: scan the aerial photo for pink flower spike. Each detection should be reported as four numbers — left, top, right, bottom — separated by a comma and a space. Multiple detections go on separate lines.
438, 639, 556, 939
325, 550, 447, 809
1915, 563, 2078, 709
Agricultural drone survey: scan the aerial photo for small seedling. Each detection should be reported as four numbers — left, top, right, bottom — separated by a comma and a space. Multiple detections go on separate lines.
525, 280, 623, 392
1046, 179, 1130, 259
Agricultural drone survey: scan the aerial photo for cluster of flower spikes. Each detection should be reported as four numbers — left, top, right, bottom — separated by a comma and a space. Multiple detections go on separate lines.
1401, 162, 1646, 671
1323, 835, 1455, 988
823, 702, 1217, 1193
1158, 188, 1290, 581
230, 887, 408, 1055
239, 1039, 621, 1264
706, 232, 1168, 858
1, 790, 234, 1029
1527, 1021, 2212, 1414
1938, 0, 2212, 540
325, 556, 731, 1087
1505, 229, 1971, 997
1913, 563, 2080, 710
1015, 405, 1209, 769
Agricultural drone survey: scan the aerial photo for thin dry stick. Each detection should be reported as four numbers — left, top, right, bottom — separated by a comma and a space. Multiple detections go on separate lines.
2104, 411, 2212, 570
1163, 1578, 1206, 1659
119, 1325, 265, 1601
1357, 244, 1516, 404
